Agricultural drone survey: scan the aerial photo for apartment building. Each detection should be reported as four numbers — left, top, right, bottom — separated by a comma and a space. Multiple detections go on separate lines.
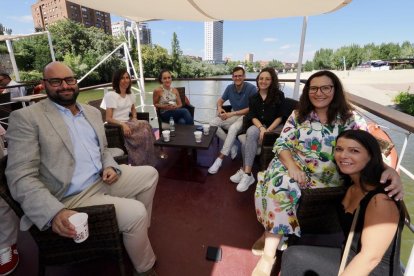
31, 0, 111, 34
112, 21, 152, 45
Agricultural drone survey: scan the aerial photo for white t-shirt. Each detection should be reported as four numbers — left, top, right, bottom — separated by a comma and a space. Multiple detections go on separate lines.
101, 91, 136, 122
5, 80, 26, 98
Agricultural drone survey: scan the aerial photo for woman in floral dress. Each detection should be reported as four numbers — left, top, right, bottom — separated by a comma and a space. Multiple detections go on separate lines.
251, 70, 402, 276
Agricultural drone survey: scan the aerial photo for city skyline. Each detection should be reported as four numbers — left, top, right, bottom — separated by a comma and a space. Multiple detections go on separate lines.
1, 0, 413, 62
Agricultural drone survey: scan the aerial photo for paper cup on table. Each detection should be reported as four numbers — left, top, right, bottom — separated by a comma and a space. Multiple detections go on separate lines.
68, 212, 89, 243
202, 124, 210, 135
194, 131, 202, 143
162, 130, 171, 142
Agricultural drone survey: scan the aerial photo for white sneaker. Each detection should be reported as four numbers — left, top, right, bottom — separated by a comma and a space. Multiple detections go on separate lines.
230, 144, 238, 160
230, 168, 244, 184
236, 173, 255, 192
208, 158, 223, 174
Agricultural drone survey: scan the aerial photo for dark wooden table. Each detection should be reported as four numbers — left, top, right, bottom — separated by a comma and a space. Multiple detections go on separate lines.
154, 124, 217, 149
154, 125, 218, 182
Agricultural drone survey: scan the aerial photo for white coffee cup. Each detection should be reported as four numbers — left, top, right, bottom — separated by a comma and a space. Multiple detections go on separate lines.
168, 101, 176, 106
194, 131, 202, 143
162, 130, 171, 142
202, 124, 210, 135
68, 212, 89, 243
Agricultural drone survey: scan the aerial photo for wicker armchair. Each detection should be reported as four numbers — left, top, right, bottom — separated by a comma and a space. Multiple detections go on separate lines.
0, 156, 127, 276
156, 87, 195, 131
87, 98, 150, 165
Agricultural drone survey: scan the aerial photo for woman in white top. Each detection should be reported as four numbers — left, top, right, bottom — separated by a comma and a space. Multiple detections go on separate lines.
153, 69, 193, 125
102, 69, 156, 166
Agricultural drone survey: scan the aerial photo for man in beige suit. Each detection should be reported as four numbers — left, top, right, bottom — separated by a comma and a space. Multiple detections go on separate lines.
5, 62, 158, 276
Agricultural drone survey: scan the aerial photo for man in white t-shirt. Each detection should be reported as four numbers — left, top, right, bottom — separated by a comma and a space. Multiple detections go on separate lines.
0, 73, 26, 99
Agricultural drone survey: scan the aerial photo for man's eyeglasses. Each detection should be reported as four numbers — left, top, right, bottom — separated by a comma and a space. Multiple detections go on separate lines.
309, 85, 333, 95
232, 74, 244, 79
43, 77, 77, 87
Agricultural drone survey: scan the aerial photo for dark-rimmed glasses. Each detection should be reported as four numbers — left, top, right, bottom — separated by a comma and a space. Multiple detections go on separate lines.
309, 85, 333, 95
43, 77, 77, 87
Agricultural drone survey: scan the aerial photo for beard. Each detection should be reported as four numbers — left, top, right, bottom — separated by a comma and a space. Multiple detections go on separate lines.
46, 87, 79, 107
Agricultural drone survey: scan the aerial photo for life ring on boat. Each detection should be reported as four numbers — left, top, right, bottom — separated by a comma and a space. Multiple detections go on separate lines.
367, 122, 398, 170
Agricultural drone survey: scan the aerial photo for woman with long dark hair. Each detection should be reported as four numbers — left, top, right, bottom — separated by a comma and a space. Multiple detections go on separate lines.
281, 129, 405, 275
101, 69, 156, 166
252, 70, 402, 276
230, 67, 287, 192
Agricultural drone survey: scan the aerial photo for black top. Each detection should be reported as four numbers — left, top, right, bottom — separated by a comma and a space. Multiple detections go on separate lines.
341, 188, 404, 276
245, 91, 289, 128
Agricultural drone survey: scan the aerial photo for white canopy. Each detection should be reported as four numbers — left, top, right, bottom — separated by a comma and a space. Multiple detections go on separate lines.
61, 0, 353, 99
70, 0, 351, 21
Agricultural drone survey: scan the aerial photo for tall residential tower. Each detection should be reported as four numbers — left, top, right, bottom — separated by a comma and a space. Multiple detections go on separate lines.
204, 21, 223, 64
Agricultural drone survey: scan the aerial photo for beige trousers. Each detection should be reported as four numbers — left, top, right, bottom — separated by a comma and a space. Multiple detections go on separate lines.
0, 197, 19, 249
62, 165, 158, 273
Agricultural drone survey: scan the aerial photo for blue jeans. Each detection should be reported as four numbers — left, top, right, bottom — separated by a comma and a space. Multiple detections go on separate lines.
160, 108, 193, 125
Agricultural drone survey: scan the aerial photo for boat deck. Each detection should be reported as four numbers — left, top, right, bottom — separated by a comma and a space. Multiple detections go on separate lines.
12, 139, 271, 276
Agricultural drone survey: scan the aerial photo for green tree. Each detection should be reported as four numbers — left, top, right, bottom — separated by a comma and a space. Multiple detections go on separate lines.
313, 48, 334, 69
47, 19, 121, 85
360, 43, 380, 64
171, 32, 182, 77
140, 44, 171, 78
400, 41, 414, 58
268, 59, 284, 71
378, 42, 400, 60
14, 35, 51, 71
0, 23, 10, 54
303, 60, 314, 72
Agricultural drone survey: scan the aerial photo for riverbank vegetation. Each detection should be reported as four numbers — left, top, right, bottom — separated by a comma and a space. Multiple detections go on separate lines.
394, 88, 414, 116
1, 20, 413, 85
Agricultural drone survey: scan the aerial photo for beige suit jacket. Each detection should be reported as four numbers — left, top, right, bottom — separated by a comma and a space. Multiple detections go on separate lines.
5, 99, 119, 230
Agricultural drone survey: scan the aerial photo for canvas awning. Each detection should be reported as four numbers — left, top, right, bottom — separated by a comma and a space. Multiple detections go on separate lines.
69, 0, 351, 21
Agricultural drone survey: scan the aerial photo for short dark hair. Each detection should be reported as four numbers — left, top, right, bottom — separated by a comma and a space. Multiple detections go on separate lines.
336, 129, 385, 191
298, 70, 353, 124
112, 68, 131, 94
0, 73, 11, 80
157, 69, 172, 84
232, 66, 245, 75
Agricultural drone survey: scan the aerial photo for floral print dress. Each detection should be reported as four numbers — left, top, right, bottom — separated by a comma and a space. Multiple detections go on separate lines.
254, 110, 367, 238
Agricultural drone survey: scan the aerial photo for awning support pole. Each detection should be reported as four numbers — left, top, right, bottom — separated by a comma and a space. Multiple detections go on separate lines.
293, 16, 308, 100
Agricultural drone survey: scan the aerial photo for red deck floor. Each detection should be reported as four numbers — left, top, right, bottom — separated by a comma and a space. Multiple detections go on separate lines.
11, 140, 272, 276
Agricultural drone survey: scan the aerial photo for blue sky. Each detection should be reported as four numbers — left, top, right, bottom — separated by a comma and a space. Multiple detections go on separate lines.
1, 0, 413, 62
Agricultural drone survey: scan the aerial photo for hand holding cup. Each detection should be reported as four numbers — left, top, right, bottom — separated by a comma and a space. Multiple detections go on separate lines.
68, 212, 89, 243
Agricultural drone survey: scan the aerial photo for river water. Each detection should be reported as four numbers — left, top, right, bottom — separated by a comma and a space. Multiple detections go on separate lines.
142, 74, 414, 265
